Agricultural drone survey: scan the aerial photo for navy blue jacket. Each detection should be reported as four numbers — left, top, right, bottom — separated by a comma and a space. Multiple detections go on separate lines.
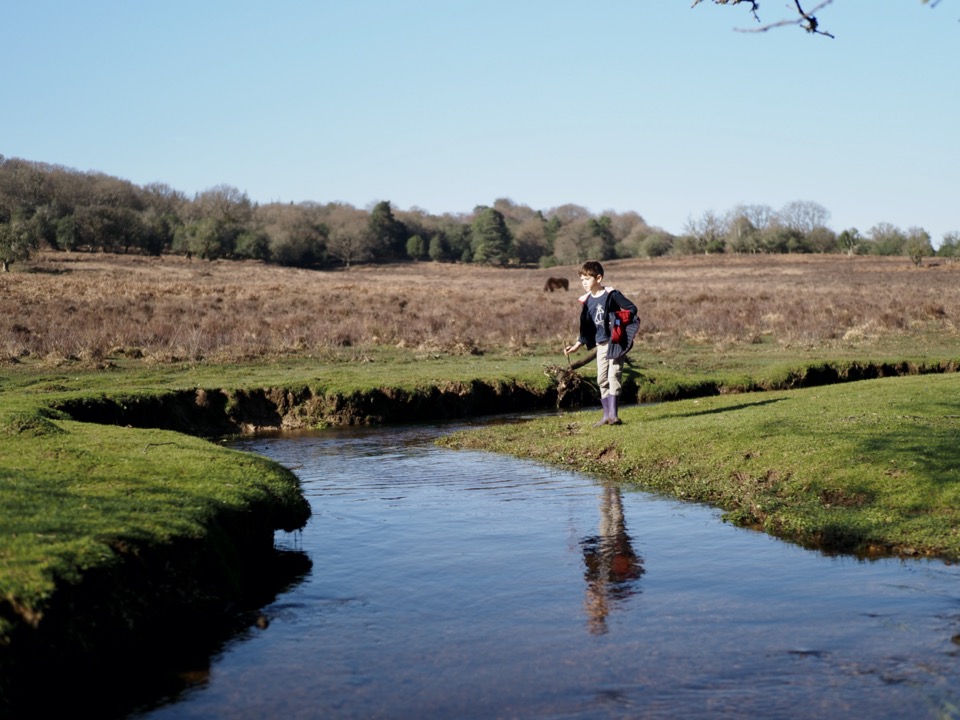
577, 287, 640, 360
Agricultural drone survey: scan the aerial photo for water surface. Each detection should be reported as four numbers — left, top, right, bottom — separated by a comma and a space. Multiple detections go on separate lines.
134, 420, 960, 719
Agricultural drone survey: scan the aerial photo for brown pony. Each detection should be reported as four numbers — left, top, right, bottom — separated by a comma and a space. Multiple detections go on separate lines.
544, 277, 569, 292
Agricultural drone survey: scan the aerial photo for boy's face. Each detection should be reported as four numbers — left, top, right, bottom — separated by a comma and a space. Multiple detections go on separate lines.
580, 273, 604, 295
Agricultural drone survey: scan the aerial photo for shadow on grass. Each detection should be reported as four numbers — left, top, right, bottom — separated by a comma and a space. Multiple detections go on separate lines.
856, 399, 960, 489
674, 397, 788, 418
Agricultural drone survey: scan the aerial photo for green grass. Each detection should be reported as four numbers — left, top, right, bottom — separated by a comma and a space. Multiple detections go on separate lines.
439, 372, 960, 559
0, 405, 310, 640
0, 349, 558, 398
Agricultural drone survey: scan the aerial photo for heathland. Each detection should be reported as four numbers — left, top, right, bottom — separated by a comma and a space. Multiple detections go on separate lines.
2, 251, 959, 711
5, 251, 959, 364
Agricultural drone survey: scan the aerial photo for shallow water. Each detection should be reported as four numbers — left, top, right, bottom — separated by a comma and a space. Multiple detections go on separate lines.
133, 419, 960, 719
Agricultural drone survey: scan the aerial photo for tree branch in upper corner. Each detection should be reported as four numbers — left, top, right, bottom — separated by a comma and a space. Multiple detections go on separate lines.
691, 0, 960, 38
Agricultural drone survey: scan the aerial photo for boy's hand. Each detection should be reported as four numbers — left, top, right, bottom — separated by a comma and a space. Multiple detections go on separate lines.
564, 342, 582, 355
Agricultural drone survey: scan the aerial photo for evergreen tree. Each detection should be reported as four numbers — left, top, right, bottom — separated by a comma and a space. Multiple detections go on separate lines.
428, 234, 446, 262
588, 216, 617, 259
368, 201, 408, 261
470, 207, 512, 265
406, 234, 426, 260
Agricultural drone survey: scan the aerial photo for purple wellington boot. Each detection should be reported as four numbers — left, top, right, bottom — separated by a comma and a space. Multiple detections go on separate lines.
593, 396, 611, 427
605, 395, 622, 425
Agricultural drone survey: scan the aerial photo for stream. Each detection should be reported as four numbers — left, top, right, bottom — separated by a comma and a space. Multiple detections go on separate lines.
130, 417, 960, 719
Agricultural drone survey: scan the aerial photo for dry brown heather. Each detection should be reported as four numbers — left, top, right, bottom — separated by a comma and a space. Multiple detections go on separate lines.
1, 251, 958, 365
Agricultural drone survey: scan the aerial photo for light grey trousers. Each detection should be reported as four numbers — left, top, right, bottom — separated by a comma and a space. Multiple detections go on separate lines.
596, 342, 624, 399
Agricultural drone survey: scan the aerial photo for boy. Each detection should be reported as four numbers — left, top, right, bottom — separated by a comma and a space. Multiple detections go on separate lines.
564, 261, 639, 426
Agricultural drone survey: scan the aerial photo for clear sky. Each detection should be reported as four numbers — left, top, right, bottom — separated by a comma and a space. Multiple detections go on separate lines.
2, 1, 957, 244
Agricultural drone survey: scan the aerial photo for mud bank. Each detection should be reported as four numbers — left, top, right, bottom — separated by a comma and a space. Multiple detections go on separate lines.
636, 358, 960, 401
1, 504, 312, 719
53, 378, 573, 436
50, 358, 960, 436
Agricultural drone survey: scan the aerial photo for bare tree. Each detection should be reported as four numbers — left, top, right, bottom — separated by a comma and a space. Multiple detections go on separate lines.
724, 211, 760, 254
604, 210, 648, 246
189, 184, 254, 226
257, 202, 327, 267
806, 226, 839, 253
88, 172, 145, 210
904, 226, 934, 266
734, 204, 776, 232
867, 222, 908, 256
778, 200, 831, 236
492, 197, 539, 227
142, 182, 187, 218
617, 222, 661, 258
546, 203, 592, 225
694, 0, 946, 38
513, 217, 549, 264
553, 218, 603, 265
326, 204, 375, 268
683, 209, 728, 254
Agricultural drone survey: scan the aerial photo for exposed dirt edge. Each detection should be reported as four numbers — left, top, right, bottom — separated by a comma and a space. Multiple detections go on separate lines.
635, 359, 960, 402
53, 378, 578, 435
49, 359, 960, 436
0, 503, 312, 718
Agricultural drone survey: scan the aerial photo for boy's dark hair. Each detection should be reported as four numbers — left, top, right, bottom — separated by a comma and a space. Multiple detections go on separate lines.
579, 260, 604, 278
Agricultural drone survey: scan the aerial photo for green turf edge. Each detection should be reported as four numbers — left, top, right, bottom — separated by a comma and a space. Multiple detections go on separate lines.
438, 373, 960, 561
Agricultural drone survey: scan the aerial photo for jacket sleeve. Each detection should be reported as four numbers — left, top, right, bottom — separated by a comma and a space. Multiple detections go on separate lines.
577, 303, 596, 349
607, 290, 640, 359
610, 290, 638, 319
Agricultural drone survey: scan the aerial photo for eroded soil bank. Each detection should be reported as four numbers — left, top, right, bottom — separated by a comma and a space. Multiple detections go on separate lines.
52, 377, 569, 435
51, 357, 960, 435
1, 512, 312, 719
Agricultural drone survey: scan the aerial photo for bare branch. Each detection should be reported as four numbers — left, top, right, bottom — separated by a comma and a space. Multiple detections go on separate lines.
694, 0, 761, 23
697, 0, 837, 37
735, 0, 837, 38
697, 0, 952, 37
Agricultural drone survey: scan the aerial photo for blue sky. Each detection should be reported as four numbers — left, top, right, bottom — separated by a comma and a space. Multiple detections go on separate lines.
2, 1, 957, 244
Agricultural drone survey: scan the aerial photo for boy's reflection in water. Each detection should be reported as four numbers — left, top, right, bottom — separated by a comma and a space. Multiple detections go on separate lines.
580, 483, 644, 635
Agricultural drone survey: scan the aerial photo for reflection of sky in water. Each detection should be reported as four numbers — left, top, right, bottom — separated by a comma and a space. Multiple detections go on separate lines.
136, 422, 960, 720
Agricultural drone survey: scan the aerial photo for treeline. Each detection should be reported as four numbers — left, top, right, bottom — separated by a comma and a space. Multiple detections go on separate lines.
1, 155, 957, 271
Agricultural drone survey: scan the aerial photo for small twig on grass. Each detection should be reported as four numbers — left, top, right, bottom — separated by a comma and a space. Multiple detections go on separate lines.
142, 442, 180, 452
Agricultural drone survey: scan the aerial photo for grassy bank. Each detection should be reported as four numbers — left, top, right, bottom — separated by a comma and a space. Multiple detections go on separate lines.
0, 396, 312, 712
440, 372, 960, 560
0, 410, 311, 622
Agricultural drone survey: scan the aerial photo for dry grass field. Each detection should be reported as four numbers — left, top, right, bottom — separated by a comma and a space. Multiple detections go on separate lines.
2, 252, 958, 366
